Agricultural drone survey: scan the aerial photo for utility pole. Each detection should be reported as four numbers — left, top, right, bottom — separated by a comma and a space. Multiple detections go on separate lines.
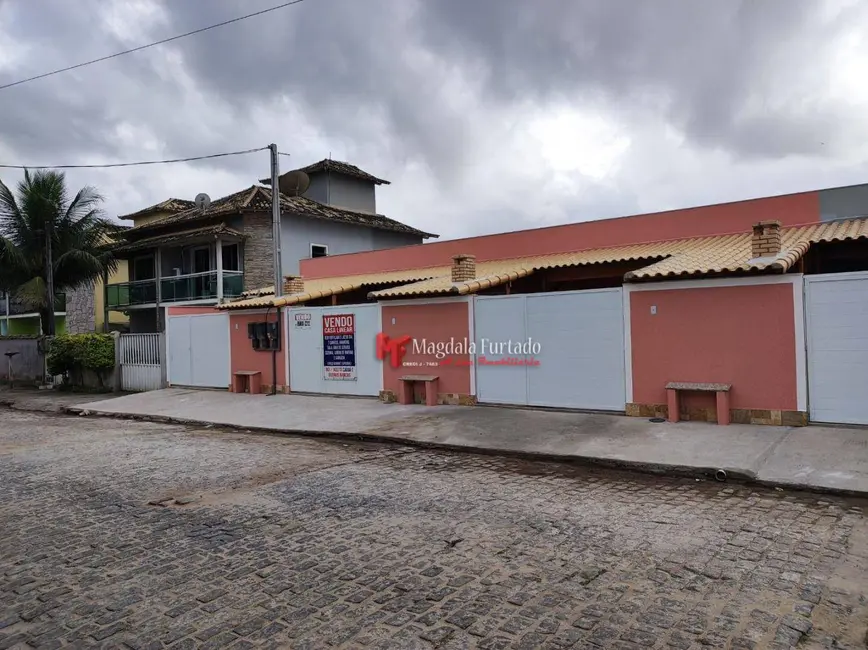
270, 144, 283, 298
44, 219, 55, 336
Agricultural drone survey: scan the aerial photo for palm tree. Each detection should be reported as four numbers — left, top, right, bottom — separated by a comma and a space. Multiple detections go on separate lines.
0, 169, 119, 335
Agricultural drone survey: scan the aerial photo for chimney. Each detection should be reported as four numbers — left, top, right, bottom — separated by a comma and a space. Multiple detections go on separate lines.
751, 220, 782, 258
451, 254, 476, 283
283, 275, 304, 294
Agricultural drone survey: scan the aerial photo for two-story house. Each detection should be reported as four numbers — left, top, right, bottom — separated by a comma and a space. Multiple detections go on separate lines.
106, 159, 437, 332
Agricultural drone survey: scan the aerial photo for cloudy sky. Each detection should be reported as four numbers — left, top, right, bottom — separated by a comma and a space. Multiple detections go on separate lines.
1, 0, 868, 240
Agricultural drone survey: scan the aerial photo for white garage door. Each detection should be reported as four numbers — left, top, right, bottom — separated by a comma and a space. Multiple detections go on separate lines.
167, 313, 230, 389
288, 304, 381, 396
474, 289, 626, 410
806, 272, 868, 424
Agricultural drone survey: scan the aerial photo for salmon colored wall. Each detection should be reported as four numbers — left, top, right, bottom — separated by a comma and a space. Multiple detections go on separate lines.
301, 192, 820, 279
229, 312, 287, 391
381, 302, 472, 396
630, 283, 798, 411
167, 306, 218, 316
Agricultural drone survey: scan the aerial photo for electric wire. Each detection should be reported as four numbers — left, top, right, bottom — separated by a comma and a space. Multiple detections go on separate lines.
0, 147, 269, 170
0, 0, 307, 91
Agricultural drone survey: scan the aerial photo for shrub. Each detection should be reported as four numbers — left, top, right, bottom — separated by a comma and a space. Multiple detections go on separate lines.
47, 334, 115, 388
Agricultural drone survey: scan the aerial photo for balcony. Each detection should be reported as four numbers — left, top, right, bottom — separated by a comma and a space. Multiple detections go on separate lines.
1, 293, 66, 316
105, 271, 244, 309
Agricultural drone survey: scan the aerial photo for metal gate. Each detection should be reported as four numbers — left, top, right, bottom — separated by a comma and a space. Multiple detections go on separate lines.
166, 313, 230, 389
474, 289, 627, 410
119, 333, 164, 392
805, 271, 868, 424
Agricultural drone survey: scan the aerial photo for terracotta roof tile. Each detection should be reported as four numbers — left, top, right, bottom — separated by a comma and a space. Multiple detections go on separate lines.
294, 159, 390, 185
112, 224, 244, 254
124, 186, 435, 238
117, 198, 195, 221
219, 217, 868, 306
372, 218, 868, 297
219, 267, 447, 310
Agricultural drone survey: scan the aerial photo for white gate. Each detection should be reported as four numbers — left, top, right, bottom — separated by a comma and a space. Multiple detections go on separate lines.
806, 271, 868, 424
474, 289, 627, 410
288, 304, 381, 396
166, 313, 230, 389
119, 333, 164, 392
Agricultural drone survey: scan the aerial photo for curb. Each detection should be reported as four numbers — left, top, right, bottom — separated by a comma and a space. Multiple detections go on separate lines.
62, 406, 868, 500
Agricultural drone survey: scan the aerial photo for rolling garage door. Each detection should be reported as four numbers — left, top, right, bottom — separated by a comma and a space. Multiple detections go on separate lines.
474, 289, 627, 410
806, 272, 868, 424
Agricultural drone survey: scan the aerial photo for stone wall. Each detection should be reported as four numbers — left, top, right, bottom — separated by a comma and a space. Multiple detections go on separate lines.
65, 283, 96, 334
625, 402, 808, 426
242, 213, 275, 292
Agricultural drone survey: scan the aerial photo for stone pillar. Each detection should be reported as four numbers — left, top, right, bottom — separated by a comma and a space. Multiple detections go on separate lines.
65, 283, 96, 333
242, 213, 275, 292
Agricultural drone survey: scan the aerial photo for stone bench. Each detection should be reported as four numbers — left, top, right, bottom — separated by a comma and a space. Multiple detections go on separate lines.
398, 375, 439, 406
232, 370, 262, 395
665, 381, 732, 426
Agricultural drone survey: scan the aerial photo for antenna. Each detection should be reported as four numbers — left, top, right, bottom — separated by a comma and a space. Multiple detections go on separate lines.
278, 170, 310, 197
194, 193, 211, 211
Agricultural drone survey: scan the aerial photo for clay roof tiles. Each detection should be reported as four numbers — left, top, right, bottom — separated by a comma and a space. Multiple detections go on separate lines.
122, 186, 435, 239
220, 217, 868, 307
117, 198, 195, 221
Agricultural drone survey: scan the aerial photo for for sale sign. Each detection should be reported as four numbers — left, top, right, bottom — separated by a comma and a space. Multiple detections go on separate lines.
294, 312, 311, 328
322, 314, 356, 380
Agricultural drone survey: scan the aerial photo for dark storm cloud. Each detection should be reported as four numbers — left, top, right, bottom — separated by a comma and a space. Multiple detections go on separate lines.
1, 0, 867, 236
161, 0, 865, 165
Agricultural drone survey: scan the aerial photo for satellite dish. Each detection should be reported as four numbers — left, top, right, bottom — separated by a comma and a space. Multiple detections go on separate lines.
278, 170, 310, 197
194, 193, 211, 211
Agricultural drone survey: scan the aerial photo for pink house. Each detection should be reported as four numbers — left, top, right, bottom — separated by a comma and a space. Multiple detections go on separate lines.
166, 182, 868, 427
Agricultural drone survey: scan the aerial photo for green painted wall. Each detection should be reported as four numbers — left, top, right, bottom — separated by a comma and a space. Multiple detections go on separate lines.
5, 316, 66, 336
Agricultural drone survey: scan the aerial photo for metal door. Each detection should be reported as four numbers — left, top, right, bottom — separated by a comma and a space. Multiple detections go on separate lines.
288, 304, 381, 396
473, 289, 626, 410
166, 313, 230, 389
805, 272, 868, 424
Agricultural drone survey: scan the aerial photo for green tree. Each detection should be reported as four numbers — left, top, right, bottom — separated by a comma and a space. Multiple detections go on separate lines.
0, 169, 119, 335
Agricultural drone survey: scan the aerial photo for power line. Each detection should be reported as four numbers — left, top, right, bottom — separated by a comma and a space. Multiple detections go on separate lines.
0, 0, 307, 91
0, 146, 268, 170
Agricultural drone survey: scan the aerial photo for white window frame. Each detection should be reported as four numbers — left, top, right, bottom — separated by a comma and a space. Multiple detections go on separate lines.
310, 243, 329, 258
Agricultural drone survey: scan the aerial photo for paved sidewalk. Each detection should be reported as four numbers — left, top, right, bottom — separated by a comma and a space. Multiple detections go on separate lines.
54, 388, 868, 496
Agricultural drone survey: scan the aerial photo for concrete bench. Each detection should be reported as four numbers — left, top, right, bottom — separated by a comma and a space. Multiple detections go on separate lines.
665, 381, 732, 425
398, 375, 439, 406
232, 370, 262, 395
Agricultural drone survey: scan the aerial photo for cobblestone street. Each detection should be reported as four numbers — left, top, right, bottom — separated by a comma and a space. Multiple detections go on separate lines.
1, 409, 867, 649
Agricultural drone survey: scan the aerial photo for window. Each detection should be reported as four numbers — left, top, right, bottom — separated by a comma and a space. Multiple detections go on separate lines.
191, 246, 211, 273
132, 255, 155, 280
222, 243, 240, 271
310, 244, 328, 258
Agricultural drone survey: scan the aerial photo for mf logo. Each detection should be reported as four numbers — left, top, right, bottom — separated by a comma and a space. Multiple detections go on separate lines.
376, 333, 411, 367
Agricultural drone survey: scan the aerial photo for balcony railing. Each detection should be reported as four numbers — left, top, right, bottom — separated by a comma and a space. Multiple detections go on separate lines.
1, 293, 66, 316
106, 271, 244, 309
106, 279, 156, 309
